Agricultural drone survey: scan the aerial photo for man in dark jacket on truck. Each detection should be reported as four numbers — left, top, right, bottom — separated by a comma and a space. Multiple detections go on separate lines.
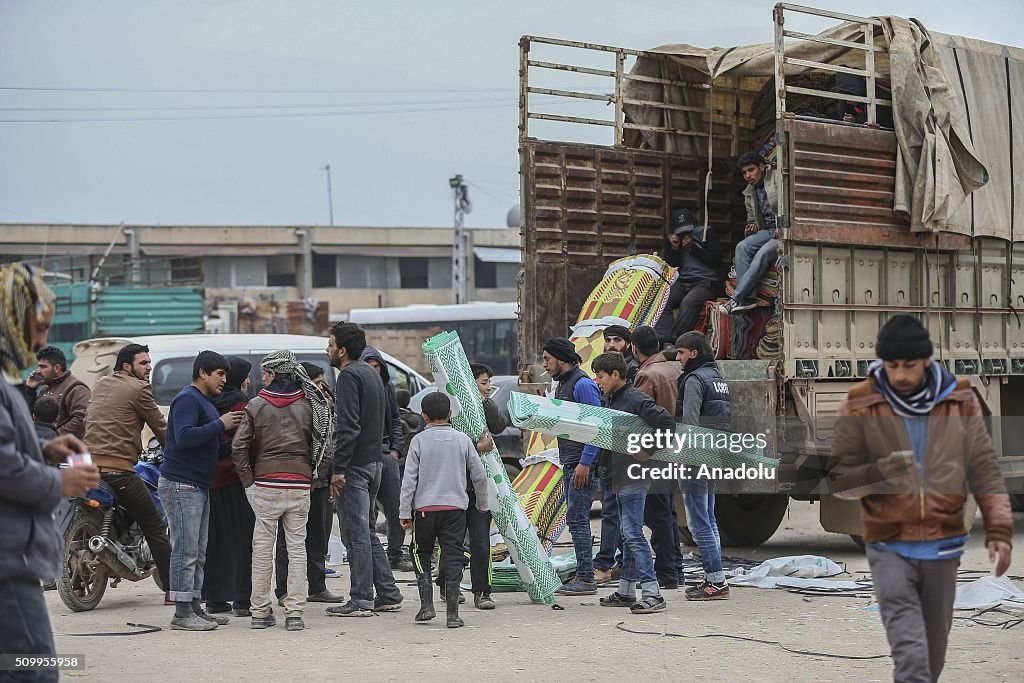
655, 208, 721, 347
830, 315, 1013, 682
0, 262, 100, 681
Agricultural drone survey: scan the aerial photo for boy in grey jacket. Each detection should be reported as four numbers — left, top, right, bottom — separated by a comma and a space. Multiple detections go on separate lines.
399, 392, 491, 628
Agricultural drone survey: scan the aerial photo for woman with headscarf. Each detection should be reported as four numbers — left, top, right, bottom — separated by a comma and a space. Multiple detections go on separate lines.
202, 355, 255, 616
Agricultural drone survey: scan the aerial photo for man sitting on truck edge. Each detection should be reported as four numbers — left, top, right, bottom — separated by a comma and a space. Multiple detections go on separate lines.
655, 208, 720, 346
829, 314, 1013, 682
721, 152, 781, 315
543, 337, 603, 596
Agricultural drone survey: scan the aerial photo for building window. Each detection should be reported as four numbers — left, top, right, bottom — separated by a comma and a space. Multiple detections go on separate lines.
231, 257, 267, 288
338, 255, 389, 288
266, 256, 297, 287
474, 257, 497, 288
313, 253, 337, 288
399, 257, 429, 288
170, 257, 202, 284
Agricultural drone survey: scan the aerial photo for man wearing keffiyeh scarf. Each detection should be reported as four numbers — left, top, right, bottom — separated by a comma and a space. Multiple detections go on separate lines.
1, 262, 101, 672
231, 349, 333, 631
830, 314, 1013, 682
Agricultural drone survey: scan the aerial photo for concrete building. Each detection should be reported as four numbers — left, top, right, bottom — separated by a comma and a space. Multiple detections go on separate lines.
0, 223, 520, 316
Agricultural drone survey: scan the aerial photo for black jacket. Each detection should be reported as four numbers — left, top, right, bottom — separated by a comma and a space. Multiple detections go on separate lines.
598, 382, 675, 484
482, 398, 509, 435
360, 346, 404, 455
661, 227, 722, 282
332, 359, 386, 475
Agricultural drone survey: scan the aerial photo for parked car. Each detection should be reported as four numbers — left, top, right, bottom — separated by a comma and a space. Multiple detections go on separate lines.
70, 334, 431, 443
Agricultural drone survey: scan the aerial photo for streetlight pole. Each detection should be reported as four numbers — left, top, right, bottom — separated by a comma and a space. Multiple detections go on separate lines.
449, 174, 471, 304
321, 164, 335, 226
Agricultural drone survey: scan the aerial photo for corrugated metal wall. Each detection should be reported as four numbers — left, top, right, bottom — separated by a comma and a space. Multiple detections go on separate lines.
94, 287, 204, 337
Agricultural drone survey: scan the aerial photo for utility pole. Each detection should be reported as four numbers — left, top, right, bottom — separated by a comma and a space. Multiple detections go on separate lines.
321, 164, 335, 226
449, 174, 471, 304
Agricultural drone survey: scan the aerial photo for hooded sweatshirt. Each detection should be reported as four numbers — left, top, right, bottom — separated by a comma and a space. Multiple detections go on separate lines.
211, 356, 252, 489
360, 346, 404, 455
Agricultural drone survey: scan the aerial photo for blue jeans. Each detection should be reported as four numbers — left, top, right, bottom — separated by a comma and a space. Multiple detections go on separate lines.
562, 464, 597, 582
618, 482, 657, 594
0, 578, 58, 682
158, 476, 210, 603
681, 478, 724, 582
594, 477, 622, 571
335, 462, 403, 609
732, 230, 776, 304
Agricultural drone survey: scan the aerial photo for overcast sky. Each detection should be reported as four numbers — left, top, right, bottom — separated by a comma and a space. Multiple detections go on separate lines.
1, 0, 1020, 229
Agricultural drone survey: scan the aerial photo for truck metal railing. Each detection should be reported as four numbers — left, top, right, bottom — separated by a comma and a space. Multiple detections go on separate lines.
519, 35, 746, 149
773, 2, 891, 125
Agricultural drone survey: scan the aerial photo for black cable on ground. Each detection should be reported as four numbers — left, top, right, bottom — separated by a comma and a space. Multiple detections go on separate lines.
614, 622, 889, 660
66, 623, 162, 636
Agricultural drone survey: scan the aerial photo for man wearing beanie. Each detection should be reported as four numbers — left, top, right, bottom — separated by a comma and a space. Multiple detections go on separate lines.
830, 314, 1013, 682
602, 324, 638, 382
541, 337, 603, 595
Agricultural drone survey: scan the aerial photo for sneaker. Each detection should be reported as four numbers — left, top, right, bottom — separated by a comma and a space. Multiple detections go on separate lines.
599, 592, 636, 607
233, 606, 252, 617
373, 596, 403, 612
594, 566, 621, 584
720, 299, 756, 315
250, 613, 277, 629
326, 601, 374, 617
324, 568, 341, 579
473, 592, 496, 610
206, 601, 232, 614
390, 558, 415, 573
556, 579, 598, 596
171, 613, 218, 631
307, 590, 345, 603
285, 617, 305, 631
685, 581, 730, 601
195, 610, 230, 625
630, 595, 667, 614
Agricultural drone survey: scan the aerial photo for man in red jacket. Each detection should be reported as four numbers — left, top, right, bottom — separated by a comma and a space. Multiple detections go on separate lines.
830, 314, 1013, 682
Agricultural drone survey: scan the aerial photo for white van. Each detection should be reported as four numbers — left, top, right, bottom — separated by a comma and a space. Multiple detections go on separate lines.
70, 334, 430, 408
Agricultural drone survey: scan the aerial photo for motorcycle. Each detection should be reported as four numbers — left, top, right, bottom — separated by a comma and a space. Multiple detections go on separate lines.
55, 445, 167, 612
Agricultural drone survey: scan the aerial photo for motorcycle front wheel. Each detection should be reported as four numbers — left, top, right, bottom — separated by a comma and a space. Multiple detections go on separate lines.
57, 512, 108, 612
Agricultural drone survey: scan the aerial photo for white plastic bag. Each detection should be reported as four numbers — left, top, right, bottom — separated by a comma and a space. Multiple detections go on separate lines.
327, 534, 347, 566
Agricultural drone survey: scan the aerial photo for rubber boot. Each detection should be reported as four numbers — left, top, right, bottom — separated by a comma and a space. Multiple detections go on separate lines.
415, 572, 436, 622
445, 581, 464, 628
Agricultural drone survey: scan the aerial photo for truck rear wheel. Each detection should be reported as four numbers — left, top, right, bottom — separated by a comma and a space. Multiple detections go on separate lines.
715, 494, 789, 547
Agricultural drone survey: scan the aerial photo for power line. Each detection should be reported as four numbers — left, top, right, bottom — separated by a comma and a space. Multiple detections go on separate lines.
0, 85, 524, 95
0, 101, 525, 123
0, 96, 518, 113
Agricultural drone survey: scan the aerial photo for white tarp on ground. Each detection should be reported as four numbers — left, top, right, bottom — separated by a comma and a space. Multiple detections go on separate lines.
728, 555, 861, 589
954, 576, 1024, 611
623, 17, 1024, 242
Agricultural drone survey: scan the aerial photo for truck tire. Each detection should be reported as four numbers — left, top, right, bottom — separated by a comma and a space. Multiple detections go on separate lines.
57, 513, 108, 612
714, 494, 789, 547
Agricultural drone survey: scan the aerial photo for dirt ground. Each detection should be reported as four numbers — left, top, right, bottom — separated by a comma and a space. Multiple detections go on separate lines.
47, 502, 1024, 682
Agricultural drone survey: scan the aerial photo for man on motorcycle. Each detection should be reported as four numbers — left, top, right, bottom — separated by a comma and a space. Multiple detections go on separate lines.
0, 262, 100, 681
85, 343, 171, 594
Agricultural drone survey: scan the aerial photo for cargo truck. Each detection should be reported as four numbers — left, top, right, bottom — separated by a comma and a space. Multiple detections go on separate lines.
517, 3, 1024, 545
